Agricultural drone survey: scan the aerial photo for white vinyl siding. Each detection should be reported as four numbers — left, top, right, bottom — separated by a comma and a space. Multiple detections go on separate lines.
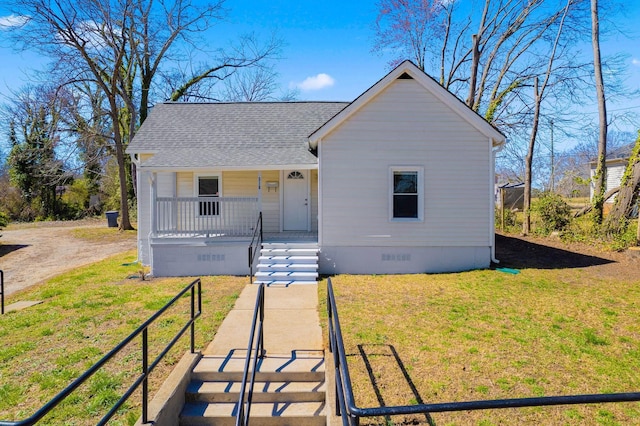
320, 78, 491, 247
590, 162, 626, 203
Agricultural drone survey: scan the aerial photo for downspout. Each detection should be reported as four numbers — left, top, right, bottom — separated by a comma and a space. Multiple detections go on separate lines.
491, 139, 505, 264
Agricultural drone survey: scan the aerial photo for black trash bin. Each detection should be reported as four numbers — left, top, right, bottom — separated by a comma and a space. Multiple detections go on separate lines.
106, 211, 119, 228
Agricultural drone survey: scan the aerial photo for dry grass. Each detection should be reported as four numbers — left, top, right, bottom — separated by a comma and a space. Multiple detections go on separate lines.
320, 269, 640, 425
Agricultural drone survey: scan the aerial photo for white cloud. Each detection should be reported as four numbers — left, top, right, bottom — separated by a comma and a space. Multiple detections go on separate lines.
0, 14, 30, 30
293, 73, 335, 91
632, 58, 640, 67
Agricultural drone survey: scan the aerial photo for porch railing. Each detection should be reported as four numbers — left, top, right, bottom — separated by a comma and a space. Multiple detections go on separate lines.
155, 197, 259, 237
235, 282, 266, 426
248, 212, 263, 284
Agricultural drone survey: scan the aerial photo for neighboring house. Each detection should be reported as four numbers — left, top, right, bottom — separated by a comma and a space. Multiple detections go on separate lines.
589, 143, 634, 203
127, 60, 506, 278
496, 182, 525, 211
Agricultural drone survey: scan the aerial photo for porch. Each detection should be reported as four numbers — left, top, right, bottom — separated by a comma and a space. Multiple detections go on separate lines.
152, 197, 318, 242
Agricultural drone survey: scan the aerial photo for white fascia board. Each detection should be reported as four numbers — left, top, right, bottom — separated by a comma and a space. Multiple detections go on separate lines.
137, 164, 319, 173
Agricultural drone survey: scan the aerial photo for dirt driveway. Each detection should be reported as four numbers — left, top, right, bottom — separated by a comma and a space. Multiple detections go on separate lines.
0, 219, 137, 297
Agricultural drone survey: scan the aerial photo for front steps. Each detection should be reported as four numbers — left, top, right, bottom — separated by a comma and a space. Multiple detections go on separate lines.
254, 243, 319, 285
180, 353, 326, 425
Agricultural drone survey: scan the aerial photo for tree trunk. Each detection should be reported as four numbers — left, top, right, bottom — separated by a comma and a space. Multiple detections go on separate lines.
603, 133, 640, 236
591, 0, 608, 224
523, 77, 540, 235
467, 34, 480, 108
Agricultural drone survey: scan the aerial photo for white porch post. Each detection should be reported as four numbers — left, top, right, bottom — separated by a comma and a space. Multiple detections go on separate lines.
150, 172, 157, 236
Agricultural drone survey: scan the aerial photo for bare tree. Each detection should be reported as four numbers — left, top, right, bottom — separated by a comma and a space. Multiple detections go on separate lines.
590, 0, 608, 224
5, 0, 281, 229
373, 0, 588, 128
522, 0, 572, 235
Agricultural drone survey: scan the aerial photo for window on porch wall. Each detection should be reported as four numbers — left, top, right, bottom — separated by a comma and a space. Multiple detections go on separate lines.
198, 176, 219, 216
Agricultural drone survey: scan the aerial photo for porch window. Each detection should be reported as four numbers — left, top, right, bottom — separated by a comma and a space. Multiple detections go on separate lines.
198, 176, 219, 216
390, 167, 423, 221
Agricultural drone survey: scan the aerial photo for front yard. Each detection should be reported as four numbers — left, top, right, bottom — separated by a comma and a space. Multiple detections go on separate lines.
322, 235, 640, 425
0, 251, 246, 425
1, 232, 639, 425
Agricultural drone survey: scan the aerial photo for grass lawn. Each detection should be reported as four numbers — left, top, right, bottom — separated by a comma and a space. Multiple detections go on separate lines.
320, 268, 640, 425
0, 250, 246, 425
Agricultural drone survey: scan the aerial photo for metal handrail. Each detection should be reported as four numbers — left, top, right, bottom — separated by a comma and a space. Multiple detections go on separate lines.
327, 277, 640, 425
1, 270, 4, 315
248, 212, 263, 283
0, 278, 203, 426
235, 282, 266, 426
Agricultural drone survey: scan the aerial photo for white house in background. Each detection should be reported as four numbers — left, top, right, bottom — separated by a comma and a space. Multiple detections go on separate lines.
127, 60, 506, 278
589, 144, 633, 203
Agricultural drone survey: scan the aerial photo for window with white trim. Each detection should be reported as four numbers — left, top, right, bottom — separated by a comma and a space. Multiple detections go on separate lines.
390, 167, 423, 221
198, 176, 219, 216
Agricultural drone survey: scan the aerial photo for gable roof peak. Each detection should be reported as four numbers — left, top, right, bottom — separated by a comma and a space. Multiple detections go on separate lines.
309, 59, 505, 147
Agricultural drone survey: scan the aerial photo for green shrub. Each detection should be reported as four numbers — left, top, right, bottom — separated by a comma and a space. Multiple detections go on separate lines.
531, 192, 571, 235
0, 211, 7, 237
495, 206, 519, 232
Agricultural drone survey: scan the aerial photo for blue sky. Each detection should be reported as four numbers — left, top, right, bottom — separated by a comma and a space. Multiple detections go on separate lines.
0, 0, 639, 132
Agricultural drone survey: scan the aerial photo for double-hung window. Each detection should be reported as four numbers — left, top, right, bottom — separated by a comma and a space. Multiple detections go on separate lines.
390, 167, 423, 221
198, 176, 219, 216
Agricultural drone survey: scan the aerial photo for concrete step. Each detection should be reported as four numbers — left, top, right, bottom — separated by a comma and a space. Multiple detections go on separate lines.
192, 354, 325, 383
253, 280, 318, 286
186, 380, 326, 403
255, 271, 318, 279
257, 263, 318, 271
262, 243, 319, 249
260, 248, 318, 256
258, 255, 319, 263
180, 401, 326, 426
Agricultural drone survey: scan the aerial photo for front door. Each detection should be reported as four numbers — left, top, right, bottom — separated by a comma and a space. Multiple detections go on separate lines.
283, 170, 309, 231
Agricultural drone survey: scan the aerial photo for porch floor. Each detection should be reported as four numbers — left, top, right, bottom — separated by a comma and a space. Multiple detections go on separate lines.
152, 231, 317, 243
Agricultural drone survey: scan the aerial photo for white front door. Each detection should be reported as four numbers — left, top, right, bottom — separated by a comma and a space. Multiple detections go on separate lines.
283, 170, 309, 231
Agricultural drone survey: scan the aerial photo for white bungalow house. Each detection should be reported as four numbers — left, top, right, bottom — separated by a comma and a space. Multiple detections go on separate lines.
127, 60, 505, 279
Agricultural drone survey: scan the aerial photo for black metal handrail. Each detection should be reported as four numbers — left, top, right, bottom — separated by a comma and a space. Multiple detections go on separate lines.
0, 278, 203, 426
235, 282, 266, 426
1, 270, 4, 315
248, 212, 263, 283
327, 277, 640, 425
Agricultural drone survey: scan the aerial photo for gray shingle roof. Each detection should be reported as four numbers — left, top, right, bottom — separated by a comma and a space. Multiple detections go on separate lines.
127, 102, 349, 168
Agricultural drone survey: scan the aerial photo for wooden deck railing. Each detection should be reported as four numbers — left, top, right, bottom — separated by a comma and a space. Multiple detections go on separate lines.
154, 197, 259, 237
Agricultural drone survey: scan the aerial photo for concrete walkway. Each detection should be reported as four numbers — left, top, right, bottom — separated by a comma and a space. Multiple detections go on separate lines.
204, 284, 324, 356
141, 283, 344, 425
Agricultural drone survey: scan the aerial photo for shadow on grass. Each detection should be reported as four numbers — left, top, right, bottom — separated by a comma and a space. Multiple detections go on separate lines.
495, 234, 614, 269
356, 344, 436, 426
0, 244, 29, 258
